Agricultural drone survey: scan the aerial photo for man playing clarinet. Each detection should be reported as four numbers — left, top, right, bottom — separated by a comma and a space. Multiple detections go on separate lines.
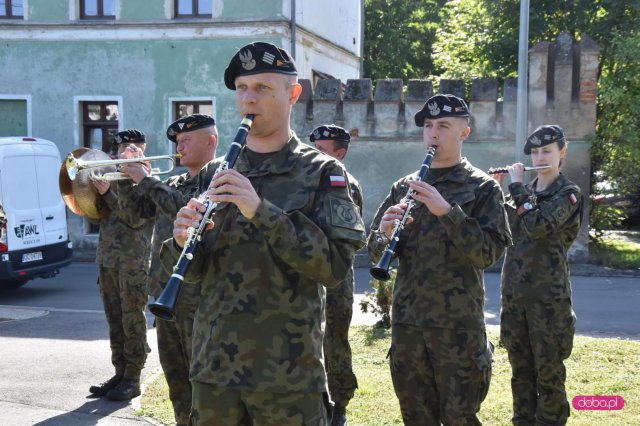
367, 94, 512, 425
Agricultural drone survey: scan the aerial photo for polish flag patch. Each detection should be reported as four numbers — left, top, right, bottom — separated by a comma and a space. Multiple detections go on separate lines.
569, 193, 578, 205
330, 175, 347, 187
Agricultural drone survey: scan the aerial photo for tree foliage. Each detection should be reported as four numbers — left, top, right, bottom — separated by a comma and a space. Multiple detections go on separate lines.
363, 0, 446, 81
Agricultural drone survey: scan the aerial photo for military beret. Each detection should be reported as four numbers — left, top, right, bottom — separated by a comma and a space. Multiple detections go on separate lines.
524, 125, 565, 155
414, 94, 470, 126
166, 114, 216, 143
224, 42, 297, 90
309, 124, 350, 143
114, 129, 145, 144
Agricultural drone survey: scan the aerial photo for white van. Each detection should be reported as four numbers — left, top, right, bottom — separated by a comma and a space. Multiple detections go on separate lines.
0, 137, 73, 287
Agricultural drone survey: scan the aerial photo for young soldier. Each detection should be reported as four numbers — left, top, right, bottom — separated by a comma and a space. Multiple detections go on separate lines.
491, 125, 582, 426
118, 115, 218, 425
310, 124, 362, 426
90, 129, 153, 401
368, 94, 512, 425
161, 42, 365, 426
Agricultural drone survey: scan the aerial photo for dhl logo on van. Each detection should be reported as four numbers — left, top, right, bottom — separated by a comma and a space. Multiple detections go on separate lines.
14, 224, 40, 239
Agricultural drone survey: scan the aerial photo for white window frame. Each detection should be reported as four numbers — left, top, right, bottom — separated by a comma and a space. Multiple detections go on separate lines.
0, 94, 32, 136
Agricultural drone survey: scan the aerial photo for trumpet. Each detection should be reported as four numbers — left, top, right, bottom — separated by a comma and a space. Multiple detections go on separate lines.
487, 165, 551, 174
65, 152, 181, 181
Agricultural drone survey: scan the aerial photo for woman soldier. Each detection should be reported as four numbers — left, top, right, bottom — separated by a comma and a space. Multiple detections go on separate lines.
491, 125, 583, 426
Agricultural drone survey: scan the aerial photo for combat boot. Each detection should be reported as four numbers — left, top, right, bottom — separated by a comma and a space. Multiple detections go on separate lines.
331, 404, 347, 426
106, 378, 141, 401
89, 374, 122, 397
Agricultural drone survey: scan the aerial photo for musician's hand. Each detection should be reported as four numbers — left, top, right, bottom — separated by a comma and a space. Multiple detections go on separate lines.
120, 162, 151, 184
379, 203, 413, 238
120, 145, 144, 160
507, 163, 525, 183
207, 169, 261, 219
173, 198, 214, 247
408, 181, 452, 217
92, 178, 111, 195
488, 170, 506, 184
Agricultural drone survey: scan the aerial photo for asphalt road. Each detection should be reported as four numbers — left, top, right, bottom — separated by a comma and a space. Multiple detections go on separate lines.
0, 262, 638, 425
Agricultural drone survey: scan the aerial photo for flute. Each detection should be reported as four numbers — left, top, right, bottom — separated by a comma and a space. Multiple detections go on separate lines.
148, 114, 255, 321
488, 165, 552, 174
369, 146, 437, 281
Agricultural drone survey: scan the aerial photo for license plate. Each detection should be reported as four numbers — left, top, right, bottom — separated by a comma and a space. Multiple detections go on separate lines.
22, 251, 43, 263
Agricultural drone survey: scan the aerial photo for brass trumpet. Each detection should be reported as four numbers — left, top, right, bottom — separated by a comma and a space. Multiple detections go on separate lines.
65, 151, 181, 181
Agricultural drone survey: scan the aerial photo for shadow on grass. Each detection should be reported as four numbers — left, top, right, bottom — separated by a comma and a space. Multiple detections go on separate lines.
362, 324, 391, 346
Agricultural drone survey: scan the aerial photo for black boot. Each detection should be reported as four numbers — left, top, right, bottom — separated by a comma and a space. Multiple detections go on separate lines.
89, 374, 122, 397
106, 378, 141, 401
331, 404, 347, 426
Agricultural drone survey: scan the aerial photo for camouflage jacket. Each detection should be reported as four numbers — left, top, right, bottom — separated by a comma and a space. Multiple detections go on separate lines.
119, 161, 219, 297
501, 173, 582, 299
367, 158, 512, 330
347, 171, 363, 215
95, 186, 153, 271
160, 135, 366, 392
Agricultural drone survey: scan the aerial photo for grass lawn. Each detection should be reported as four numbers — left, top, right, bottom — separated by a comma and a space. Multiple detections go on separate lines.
137, 326, 640, 425
590, 237, 640, 270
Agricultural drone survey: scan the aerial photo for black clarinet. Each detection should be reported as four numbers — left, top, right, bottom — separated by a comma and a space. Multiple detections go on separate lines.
148, 114, 255, 321
369, 146, 437, 281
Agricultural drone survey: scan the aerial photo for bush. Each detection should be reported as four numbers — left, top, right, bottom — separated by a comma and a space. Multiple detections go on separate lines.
359, 270, 395, 329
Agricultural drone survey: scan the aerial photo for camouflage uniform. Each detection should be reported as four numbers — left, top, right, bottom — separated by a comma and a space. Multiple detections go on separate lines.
323, 171, 362, 409
160, 135, 366, 425
500, 173, 582, 426
368, 159, 512, 425
95, 186, 153, 382
119, 160, 219, 425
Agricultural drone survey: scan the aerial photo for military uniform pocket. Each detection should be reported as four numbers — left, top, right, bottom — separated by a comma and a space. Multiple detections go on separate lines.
473, 340, 494, 407
554, 301, 576, 360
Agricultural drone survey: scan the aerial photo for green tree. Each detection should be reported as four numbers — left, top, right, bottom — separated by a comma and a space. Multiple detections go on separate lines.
363, 0, 446, 81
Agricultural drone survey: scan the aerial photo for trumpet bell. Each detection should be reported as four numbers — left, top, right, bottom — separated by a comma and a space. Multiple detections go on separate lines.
59, 148, 116, 221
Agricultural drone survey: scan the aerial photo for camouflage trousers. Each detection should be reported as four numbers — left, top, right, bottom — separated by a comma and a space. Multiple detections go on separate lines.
190, 381, 331, 426
500, 296, 576, 426
323, 268, 358, 407
389, 324, 493, 426
98, 267, 149, 380
154, 280, 200, 426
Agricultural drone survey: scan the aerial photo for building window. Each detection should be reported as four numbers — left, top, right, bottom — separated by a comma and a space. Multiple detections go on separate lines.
81, 101, 118, 234
0, 0, 24, 19
173, 101, 213, 119
175, 0, 212, 18
82, 102, 119, 154
80, 0, 115, 20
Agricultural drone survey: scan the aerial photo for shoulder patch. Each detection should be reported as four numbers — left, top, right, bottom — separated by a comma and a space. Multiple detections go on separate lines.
329, 175, 347, 187
330, 197, 363, 231
568, 193, 578, 205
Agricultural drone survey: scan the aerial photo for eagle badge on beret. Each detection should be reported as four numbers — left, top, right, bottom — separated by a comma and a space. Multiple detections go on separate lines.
239, 50, 256, 71
114, 135, 122, 143
530, 136, 542, 146
428, 101, 440, 116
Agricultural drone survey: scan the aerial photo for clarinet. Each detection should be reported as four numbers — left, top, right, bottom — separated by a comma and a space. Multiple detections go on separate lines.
148, 114, 255, 321
369, 146, 437, 281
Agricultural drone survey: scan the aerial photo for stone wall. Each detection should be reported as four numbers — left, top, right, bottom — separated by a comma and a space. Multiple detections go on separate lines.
292, 33, 599, 262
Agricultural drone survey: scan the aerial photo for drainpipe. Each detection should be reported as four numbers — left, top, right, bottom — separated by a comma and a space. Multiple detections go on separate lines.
290, 0, 296, 60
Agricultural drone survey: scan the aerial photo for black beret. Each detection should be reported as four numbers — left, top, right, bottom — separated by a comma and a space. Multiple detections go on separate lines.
414, 94, 470, 126
114, 129, 145, 144
524, 125, 565, 155
224, 42, 297, 90
166, 114, 216, 143
309, 124, 350, 143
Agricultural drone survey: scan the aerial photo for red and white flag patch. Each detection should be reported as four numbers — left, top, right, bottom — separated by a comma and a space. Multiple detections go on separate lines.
568, 193, 578, 205
329, 175, 347, 187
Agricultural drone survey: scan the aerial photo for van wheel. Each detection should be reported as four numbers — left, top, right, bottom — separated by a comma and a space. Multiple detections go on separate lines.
0, 279, 28, 288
